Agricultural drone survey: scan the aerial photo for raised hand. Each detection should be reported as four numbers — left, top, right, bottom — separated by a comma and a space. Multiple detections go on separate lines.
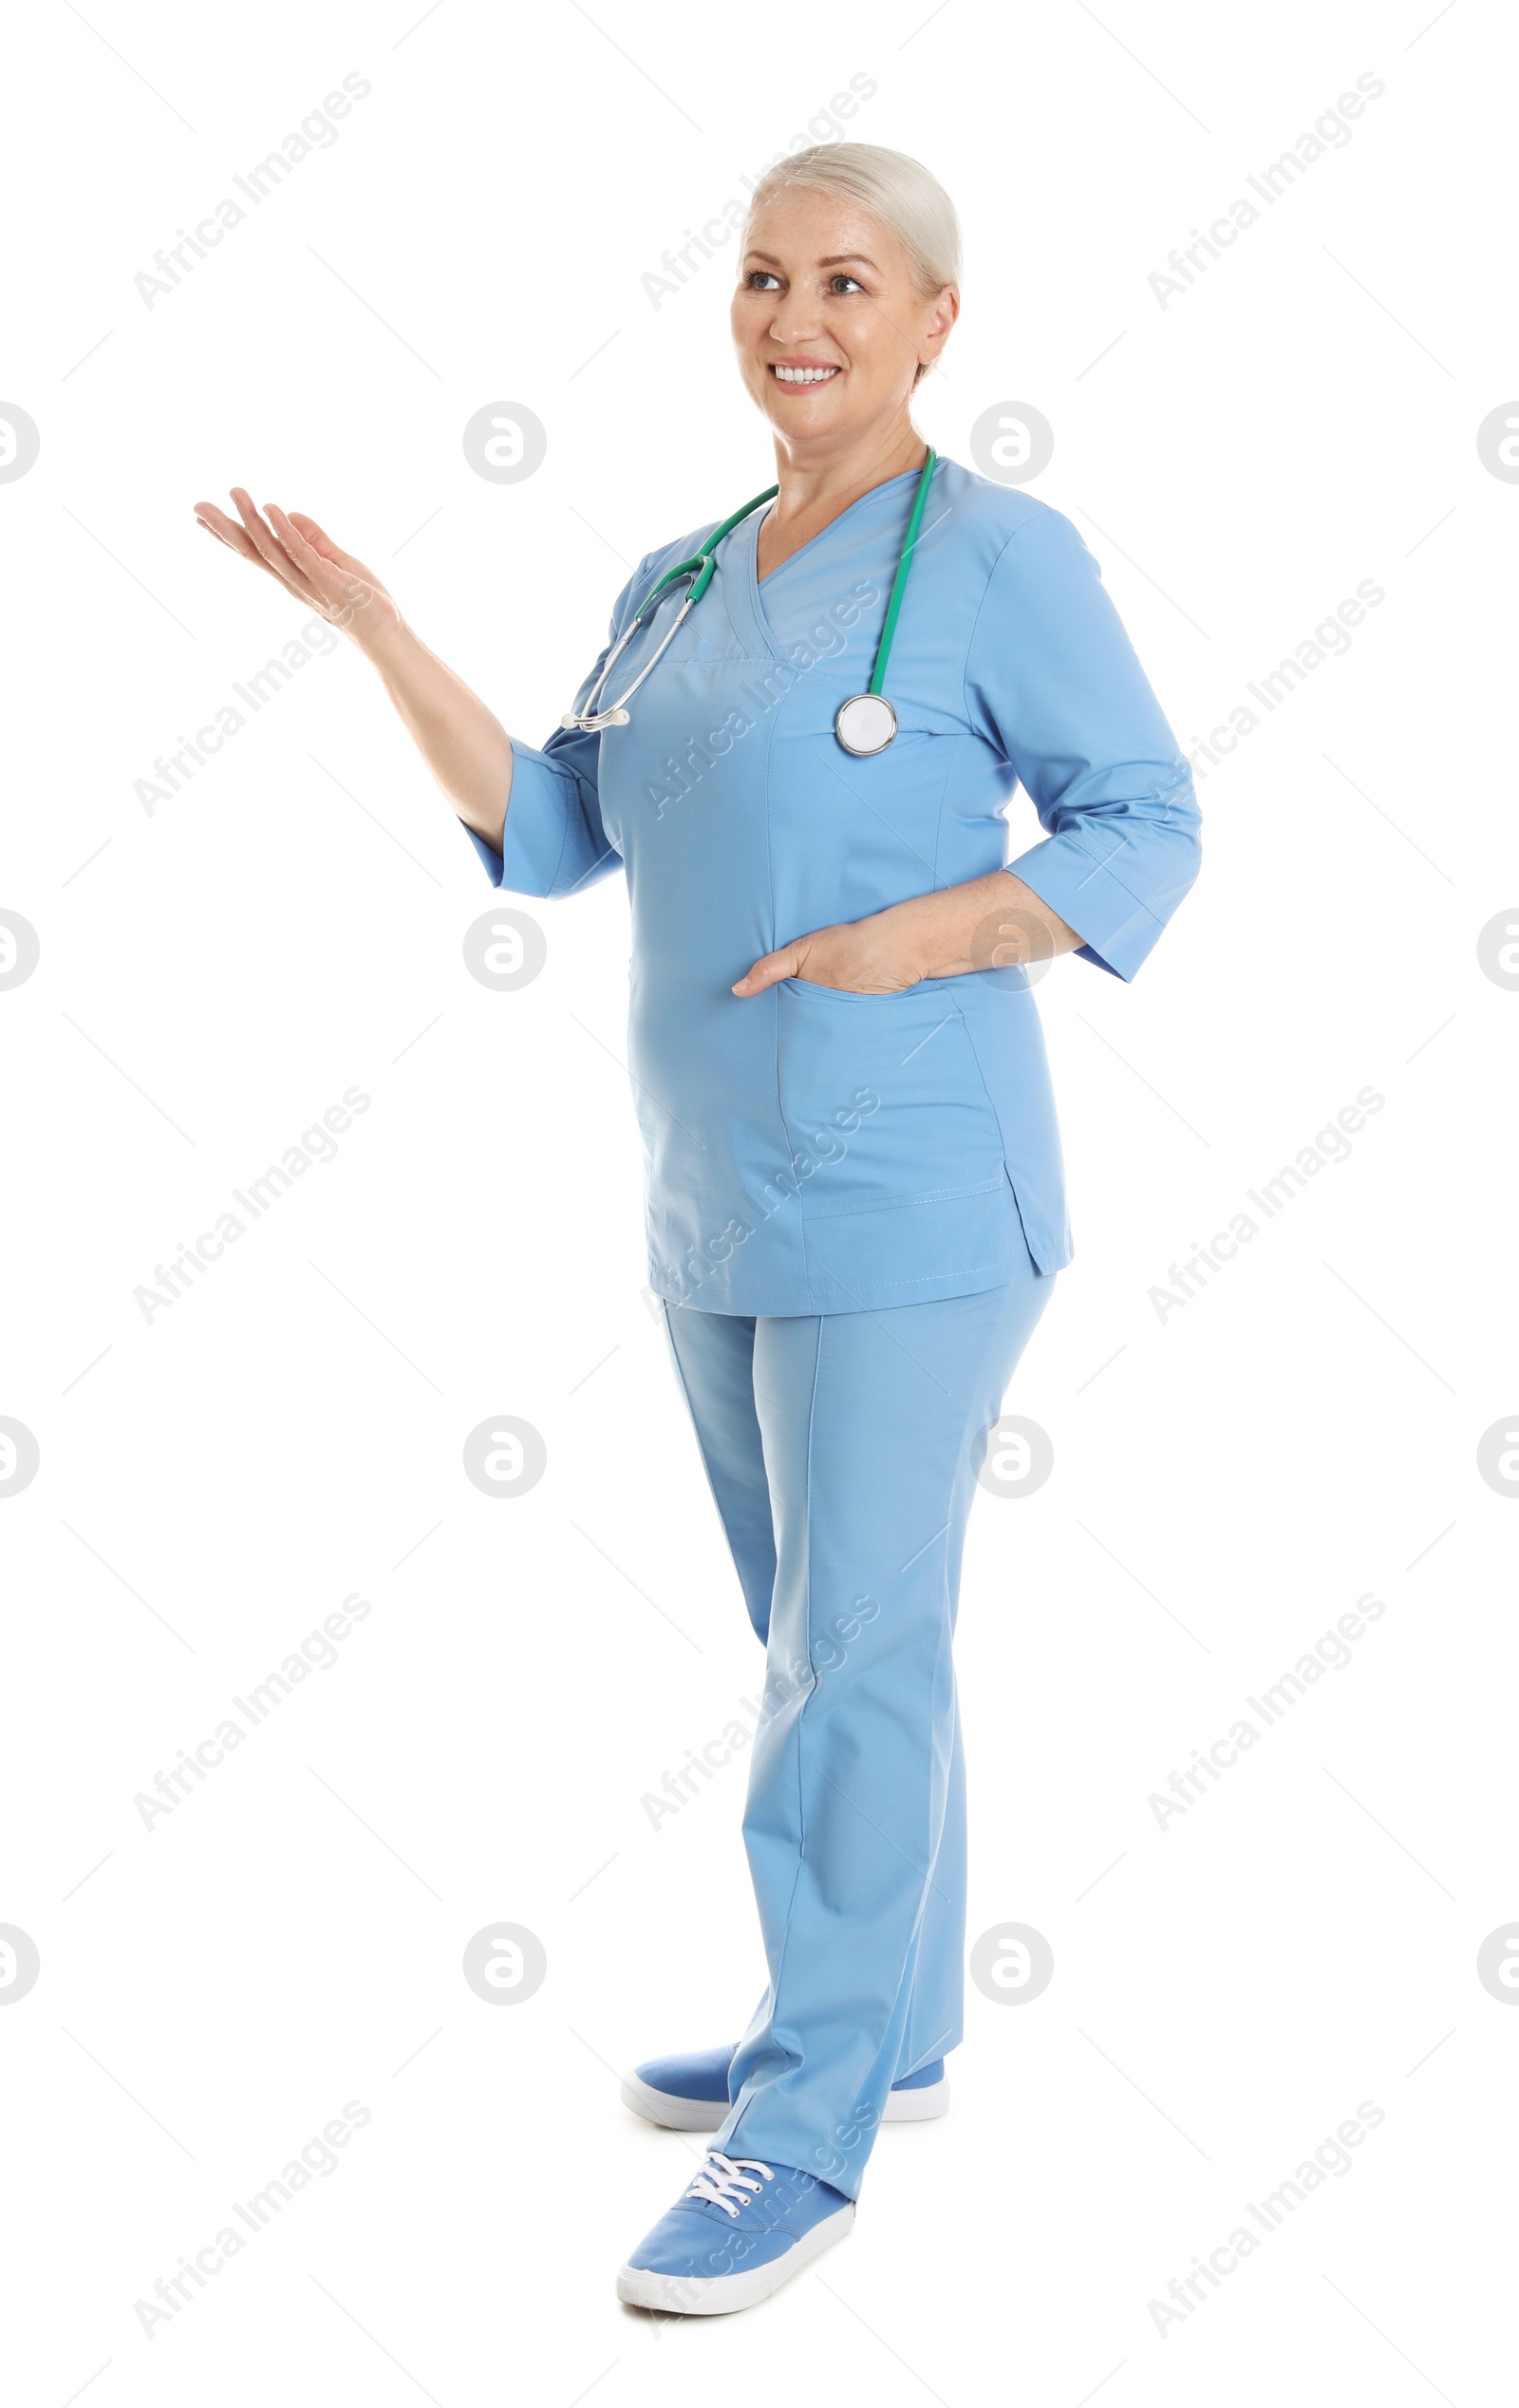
192, 487, 403, 653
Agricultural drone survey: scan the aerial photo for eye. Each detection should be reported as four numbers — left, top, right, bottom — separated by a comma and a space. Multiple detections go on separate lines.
828, 273, 865, 294
744, 270, 781, 291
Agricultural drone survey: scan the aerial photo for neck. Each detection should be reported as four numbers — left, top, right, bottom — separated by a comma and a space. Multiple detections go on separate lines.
768, 418, 927, 526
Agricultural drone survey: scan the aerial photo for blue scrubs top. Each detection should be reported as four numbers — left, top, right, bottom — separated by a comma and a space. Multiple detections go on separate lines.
465, 456, 1201, 1315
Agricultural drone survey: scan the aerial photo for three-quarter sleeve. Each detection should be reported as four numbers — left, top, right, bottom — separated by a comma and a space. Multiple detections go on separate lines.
463, 559, 649, 897
964, 507, 1201, 980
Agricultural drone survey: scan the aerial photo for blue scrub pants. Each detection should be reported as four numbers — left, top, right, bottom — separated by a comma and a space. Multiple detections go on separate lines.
660, 1182, 1056, 2198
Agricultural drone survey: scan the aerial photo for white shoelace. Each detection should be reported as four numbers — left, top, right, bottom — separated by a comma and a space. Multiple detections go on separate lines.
684, 2150, 775, 2217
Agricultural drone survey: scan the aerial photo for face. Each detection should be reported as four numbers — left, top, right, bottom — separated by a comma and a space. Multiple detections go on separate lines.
731, 185, 958, 454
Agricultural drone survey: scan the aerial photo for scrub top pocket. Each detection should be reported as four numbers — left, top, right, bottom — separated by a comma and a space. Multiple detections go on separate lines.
772, 977, 1014, 1306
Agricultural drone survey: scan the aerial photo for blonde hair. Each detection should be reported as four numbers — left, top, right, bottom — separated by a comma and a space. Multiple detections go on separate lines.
741, 142, 962, 299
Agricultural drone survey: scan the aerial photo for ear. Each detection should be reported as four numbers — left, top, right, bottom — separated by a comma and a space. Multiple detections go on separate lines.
923, 285, 960, 354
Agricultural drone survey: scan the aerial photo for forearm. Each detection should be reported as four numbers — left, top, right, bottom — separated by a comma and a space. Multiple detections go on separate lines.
887, 867, 1084, 979
733, 863, 1087, 998
362, 618, 514, 851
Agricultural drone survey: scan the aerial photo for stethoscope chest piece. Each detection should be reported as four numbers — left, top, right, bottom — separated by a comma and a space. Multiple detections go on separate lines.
834, 692, 899, 756
562, 448, 938, 749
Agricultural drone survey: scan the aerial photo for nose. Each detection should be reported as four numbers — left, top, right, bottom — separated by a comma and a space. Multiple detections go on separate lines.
763, 301, 826, 350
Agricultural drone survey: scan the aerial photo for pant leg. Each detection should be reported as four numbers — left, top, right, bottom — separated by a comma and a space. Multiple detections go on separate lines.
893, 1288, 1022, 2080
711, 1206, 1055, 2197
662, 1297, 955, 2076
660, 1307, 776, 1644
896, 1686, 966, 2078
662, 1299, 956, 2076
660, 1200, 1053, 2170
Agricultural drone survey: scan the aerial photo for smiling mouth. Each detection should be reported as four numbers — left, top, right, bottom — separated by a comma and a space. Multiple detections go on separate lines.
768, 364, 841, 386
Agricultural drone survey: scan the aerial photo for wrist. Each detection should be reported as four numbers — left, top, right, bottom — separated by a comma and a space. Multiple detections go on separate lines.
352, 609, 419, 675
879, 895, 949, 985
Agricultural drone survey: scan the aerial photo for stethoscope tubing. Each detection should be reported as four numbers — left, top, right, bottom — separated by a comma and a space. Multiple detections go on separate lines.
562, 480, 779, 732
561, 452, 937, 741
864, 448, 937, 700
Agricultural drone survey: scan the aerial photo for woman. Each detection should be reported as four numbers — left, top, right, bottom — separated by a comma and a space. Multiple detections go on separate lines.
195, 142, 1200, 2316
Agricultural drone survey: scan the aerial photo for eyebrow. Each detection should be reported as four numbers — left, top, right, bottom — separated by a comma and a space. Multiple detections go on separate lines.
742, 250, 880, 272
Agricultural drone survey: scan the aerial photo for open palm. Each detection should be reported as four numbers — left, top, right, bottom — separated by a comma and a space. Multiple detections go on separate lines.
193, 486, 402, 648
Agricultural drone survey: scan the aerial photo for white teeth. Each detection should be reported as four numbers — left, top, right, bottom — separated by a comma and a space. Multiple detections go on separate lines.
772, 365, 839, 384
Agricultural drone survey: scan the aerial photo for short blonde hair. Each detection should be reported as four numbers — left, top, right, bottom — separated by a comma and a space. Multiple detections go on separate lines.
741, 142, 962, 299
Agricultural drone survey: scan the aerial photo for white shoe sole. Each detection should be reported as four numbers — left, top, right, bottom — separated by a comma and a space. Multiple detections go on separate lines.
619, 2069, 948, 2131
616, 2202, 855, 2314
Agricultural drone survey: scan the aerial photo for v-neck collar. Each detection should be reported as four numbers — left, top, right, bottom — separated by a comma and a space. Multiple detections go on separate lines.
726, 460, 933, 665
754, 461, 926, 587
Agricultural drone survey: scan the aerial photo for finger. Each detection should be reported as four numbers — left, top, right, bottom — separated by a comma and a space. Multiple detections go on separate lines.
266, 506, 383, 635
194, 503, 254, 551
229, 486, 313, 581
265, 504, 374, 605
195, 514, 247, 555
193, 503, 288, 581
229, 487, 322, 603
285, 511, 373, 577
264, 502, 341, 581
228, 484, 285, 558
732, 946, 798, 997
266, 505, 373, 632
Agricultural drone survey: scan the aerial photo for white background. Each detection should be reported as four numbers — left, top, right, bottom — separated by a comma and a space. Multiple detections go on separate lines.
3, 1, 1515, 2399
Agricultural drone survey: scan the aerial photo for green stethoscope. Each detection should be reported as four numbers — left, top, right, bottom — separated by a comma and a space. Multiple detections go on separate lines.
562, 448, 938, 758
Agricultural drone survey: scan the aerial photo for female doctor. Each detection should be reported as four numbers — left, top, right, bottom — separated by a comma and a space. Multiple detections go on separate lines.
195, 142, 1200, 2317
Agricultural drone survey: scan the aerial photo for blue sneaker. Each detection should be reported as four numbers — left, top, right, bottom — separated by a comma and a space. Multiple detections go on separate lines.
616, 2149, 854, 2314
621, 2043, 947, 2130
